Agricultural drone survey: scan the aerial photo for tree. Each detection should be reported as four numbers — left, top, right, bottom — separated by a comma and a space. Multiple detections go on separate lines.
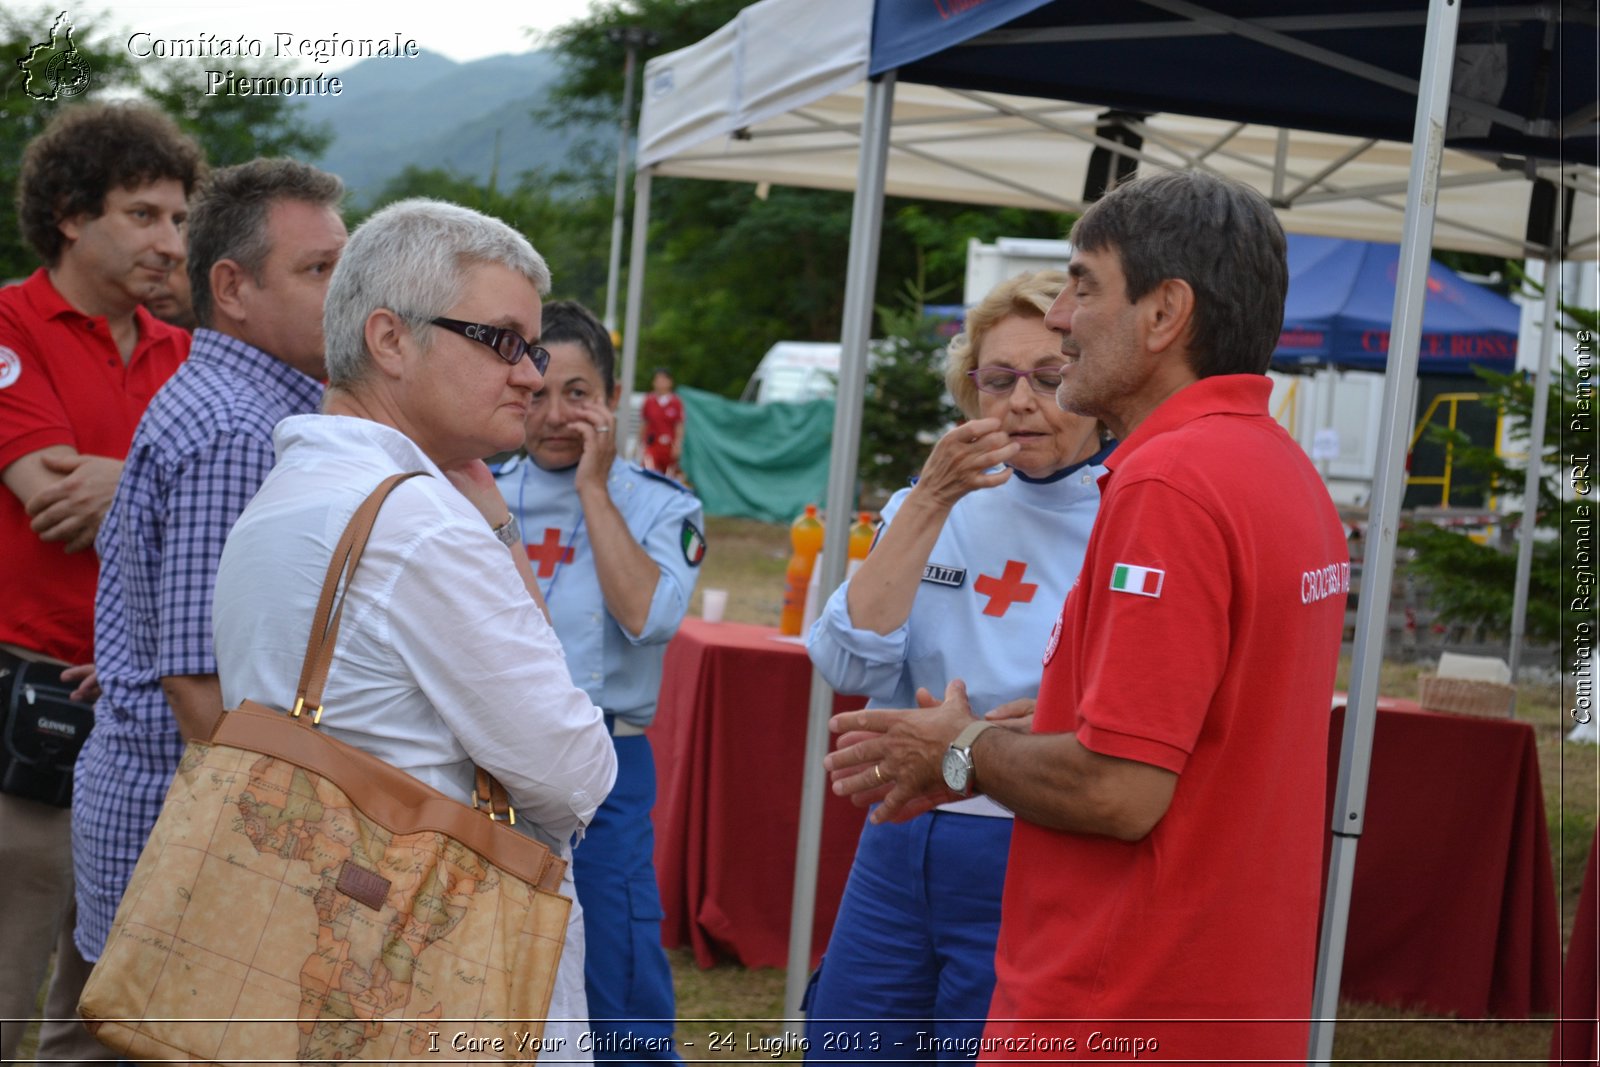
0, 5, 332, 279
363, 166, 613, 309
538, 0, 751, 127
0, 7, 135, 279
535, 0, 1076, 401
859, 282, 962, 504
1398, 293, 1592, 644
140, 61, 332, 168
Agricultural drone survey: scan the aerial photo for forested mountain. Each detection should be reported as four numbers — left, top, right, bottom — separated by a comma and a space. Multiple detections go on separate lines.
301, 50, 608, 205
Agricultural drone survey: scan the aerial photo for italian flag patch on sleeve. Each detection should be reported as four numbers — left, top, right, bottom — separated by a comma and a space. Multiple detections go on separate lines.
1110, 562, 1164, 598
681, 520, 707, 566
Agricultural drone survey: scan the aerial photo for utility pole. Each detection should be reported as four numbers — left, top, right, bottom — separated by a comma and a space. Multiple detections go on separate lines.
603, 26, 658, 338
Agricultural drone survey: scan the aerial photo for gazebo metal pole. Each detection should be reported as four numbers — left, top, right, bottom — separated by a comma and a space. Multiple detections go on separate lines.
784, 72, 897, 1033
1308, 0, 1461, 1059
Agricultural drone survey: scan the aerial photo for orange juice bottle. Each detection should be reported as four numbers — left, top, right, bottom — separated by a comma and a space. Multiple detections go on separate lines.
780, 504, 824, 635
847, 512, 876, 576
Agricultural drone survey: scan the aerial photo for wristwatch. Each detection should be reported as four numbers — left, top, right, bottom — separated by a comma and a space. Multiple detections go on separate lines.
491, 514, 520, 548
941, 720, 996, 797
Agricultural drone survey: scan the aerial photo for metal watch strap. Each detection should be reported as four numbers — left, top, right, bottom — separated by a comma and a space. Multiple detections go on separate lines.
491, 514, 519, 548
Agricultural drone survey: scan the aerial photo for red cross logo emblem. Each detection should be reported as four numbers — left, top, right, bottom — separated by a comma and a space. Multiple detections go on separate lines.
525, 527, 575, 577
974, 560, 1037, 618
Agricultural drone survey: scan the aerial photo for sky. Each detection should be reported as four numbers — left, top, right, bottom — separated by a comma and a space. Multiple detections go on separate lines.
51, 1, 602, 71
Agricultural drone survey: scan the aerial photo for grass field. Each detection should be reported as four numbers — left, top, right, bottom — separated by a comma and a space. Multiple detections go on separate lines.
676, 515, 1596, 1064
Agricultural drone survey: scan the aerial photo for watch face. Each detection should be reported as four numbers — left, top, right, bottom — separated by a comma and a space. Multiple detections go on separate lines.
942, 746, 971, 794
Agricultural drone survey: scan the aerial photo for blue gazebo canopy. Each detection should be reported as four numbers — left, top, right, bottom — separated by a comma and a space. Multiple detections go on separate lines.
870, 1, 1595, 166
1274, 235, 1520, 375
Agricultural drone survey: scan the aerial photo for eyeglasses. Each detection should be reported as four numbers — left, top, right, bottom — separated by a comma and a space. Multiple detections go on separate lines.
430, 317, 550, 375
967, 365, 1066, 396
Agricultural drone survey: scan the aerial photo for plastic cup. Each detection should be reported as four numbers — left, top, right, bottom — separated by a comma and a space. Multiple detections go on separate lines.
701, 588, 729, 623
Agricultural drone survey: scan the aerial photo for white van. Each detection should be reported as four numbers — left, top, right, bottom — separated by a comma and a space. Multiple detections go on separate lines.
963, 236, 1073, 304
739, 340, 908, 404
739, 341, 843, 404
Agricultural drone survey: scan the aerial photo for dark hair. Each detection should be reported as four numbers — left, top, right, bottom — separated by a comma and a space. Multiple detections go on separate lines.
1069, 170, 1287, 377
541, 300, 615, 394
185, 159, 344, 329
17, 102, 205, 266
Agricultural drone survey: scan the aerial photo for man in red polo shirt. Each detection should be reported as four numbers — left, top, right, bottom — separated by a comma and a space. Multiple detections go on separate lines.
827, 171, 1347, 1061
0, 102, 202, 1063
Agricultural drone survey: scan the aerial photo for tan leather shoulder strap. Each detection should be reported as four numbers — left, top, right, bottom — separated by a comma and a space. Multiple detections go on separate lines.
282, 471, 524, 827
292, 471, 429, 719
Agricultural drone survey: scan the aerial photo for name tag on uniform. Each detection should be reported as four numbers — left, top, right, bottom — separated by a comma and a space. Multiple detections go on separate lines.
921, 562, 967, 588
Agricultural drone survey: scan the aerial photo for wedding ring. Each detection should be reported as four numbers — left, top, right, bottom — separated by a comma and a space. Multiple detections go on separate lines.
874, 764, 885, 784
596, 426, 611, 434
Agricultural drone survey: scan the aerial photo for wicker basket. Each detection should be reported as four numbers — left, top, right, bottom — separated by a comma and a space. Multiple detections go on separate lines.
1418, 675, 1516, 717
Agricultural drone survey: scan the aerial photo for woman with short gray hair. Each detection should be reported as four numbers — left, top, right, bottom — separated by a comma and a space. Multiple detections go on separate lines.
213, 198, 615, 1058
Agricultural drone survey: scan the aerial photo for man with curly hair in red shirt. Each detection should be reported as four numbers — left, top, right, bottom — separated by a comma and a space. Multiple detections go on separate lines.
0, 101, 203, 1063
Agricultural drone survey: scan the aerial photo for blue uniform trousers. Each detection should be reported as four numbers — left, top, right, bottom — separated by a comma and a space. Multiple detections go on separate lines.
573, 731, 681, 1064
803, 811, 1011, 1065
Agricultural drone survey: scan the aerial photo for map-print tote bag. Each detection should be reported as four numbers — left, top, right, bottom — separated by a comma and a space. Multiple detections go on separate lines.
80, 473, 572, 1063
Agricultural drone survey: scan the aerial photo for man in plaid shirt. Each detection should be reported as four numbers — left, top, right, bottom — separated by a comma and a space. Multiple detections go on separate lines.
71, 160, 347, 971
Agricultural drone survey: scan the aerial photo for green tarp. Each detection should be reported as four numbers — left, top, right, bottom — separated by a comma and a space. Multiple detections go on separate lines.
678, 386, 834, 523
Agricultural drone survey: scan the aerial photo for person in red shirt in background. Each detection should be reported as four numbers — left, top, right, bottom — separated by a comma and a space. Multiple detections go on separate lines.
0, 101, 203, 1064
639, 366, 685, 480
827, 170, 1347, 1062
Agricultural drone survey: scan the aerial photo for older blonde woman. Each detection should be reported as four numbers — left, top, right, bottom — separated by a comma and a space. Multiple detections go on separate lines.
804, 271, 1111, 1062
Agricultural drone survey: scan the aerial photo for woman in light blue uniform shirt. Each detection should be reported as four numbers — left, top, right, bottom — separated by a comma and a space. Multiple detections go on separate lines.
804, 272, 1111, 1063
495, 301, 703, 1065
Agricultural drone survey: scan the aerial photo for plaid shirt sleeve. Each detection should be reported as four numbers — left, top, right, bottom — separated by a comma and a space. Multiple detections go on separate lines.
156, 431, 278, 678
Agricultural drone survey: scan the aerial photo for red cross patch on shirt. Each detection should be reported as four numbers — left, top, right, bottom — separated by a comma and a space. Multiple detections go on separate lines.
525, 527, 575, 577
975, 560, 1038, 618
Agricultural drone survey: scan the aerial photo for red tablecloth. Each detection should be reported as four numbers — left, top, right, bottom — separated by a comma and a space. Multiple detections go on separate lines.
650, 649, 1562, 1017
649, 618, 866, 970
1552, 827, 1599, 1063
1328, 701, 1559, 1018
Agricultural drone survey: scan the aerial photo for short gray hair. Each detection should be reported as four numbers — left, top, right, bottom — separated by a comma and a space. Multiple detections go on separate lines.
186, 158, 344, 329
323, 198, 552, 386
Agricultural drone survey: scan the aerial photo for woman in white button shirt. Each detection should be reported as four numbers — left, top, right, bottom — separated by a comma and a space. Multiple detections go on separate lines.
213, 199, 617, 1057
